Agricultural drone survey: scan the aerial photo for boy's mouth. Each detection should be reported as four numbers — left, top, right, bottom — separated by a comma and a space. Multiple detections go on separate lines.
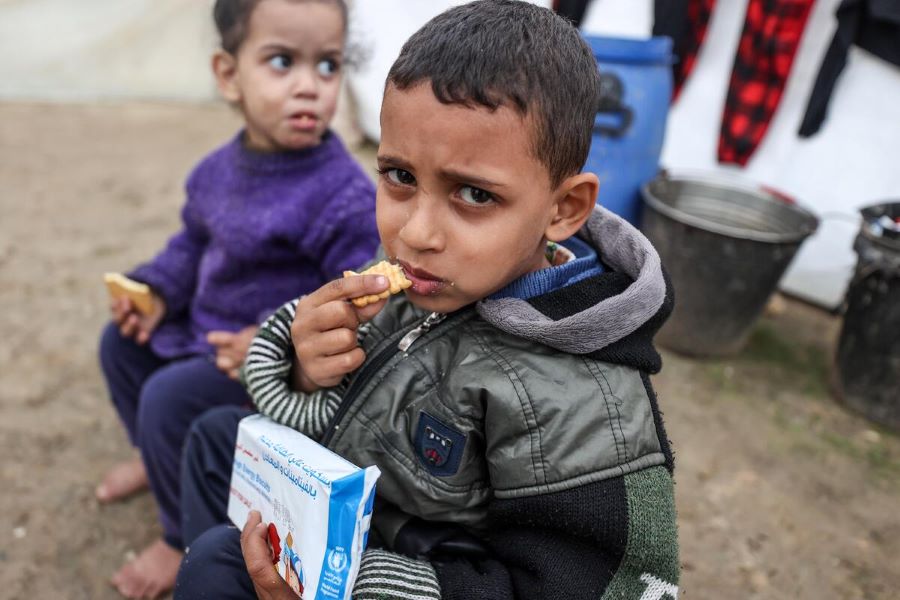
288, 111, 318, 131
398, 261, 446, 296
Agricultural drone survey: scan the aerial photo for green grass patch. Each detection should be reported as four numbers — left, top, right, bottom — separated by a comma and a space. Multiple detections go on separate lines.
739, 323, 830, 397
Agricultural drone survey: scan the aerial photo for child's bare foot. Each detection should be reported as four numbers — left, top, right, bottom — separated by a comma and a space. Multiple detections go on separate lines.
96, 456, 149, 503
110, 538, 183, 599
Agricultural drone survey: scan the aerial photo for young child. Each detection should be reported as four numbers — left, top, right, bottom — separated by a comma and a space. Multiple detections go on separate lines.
174, 1, 680, 599
97, 0, 378, 597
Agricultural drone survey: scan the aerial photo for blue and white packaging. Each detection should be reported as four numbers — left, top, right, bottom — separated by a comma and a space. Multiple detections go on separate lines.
228, 415, 380, 599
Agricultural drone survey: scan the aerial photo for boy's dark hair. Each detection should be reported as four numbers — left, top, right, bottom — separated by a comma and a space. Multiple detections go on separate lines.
214, 0, 348, 55
387, 0, 601, 187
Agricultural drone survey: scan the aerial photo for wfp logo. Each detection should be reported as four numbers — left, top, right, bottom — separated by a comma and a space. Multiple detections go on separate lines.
327, 547, 348, 572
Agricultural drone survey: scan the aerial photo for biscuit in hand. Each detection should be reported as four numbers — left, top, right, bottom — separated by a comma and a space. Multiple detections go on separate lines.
343, 261, 411, 307
103, 273, 155, 315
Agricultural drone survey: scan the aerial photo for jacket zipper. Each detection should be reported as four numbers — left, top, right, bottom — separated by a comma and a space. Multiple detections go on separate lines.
397, 312, 446, 351
321, 310, 459, 446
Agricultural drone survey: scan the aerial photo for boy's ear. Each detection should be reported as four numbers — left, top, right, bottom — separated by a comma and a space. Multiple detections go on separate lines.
212, 50, 242, 104
545, 172, 599, 242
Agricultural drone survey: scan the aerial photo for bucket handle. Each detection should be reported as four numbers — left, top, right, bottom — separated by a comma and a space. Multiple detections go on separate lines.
594, 72, 633, 138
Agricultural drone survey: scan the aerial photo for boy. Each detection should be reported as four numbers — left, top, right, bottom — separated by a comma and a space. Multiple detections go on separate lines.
175, 2, 680, 599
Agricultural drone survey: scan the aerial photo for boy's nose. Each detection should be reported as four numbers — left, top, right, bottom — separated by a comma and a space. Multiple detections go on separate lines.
398, 196, 444, 252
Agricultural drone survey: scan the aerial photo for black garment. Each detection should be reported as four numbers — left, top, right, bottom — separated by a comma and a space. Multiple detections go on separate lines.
554, 0, 592, 28
653, 0, 718, 99
799, 0, 900, 137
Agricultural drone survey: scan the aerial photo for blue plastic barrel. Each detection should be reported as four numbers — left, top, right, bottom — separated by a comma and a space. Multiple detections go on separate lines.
582, 36, 673, 225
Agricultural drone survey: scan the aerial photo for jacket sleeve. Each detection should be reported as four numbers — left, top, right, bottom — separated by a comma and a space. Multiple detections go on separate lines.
241, 298, 346, 440
352, 549, 441, 600
128, 187, 207, 315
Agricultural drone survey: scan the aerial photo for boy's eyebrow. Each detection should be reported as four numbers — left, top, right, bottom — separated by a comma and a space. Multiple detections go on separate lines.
376, 154, 412, 169
377, 155, 505, 189
439, 168, 506, 189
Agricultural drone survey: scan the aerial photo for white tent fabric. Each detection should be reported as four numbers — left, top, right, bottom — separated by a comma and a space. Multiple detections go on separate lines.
0, 0, 219, 101
345, 0, 551, 141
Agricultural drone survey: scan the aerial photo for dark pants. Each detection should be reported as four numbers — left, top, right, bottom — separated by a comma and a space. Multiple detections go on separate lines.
98, 323, 252, 548
174, 405, 256, 599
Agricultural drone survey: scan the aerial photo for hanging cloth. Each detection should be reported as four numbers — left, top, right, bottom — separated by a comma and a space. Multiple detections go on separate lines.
798, 0, 900, 137
553, 0, 593, 28
718, 0, 817, 166
654, 0, 718, 100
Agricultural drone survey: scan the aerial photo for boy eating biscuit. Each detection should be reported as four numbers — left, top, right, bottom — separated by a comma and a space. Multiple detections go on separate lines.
175, 2, 680, 599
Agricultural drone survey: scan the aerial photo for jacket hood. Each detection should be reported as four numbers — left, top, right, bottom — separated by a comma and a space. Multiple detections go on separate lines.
476, 205, 672, 371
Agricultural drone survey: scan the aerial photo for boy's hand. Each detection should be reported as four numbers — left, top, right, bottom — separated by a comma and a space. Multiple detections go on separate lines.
291, 275, 390, 392
241, 511, 297, 600
110, 293, 165, 345
208, 325, 259, 380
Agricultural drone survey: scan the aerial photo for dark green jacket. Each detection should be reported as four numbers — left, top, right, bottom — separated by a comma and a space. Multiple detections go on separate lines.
245, 206, 680, 599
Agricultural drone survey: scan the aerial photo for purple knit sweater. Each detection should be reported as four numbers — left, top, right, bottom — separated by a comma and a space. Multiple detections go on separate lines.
130, 130, 379, 359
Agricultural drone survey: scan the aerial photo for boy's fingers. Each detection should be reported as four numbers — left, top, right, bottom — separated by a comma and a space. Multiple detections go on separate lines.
323, 299, 364, 331
307, 348, 366, 386
355, 297, 389, 323
296, 328, 358, 359
241, 511, 297, 598
311, 274, 389, 307
242, 510, 263, 537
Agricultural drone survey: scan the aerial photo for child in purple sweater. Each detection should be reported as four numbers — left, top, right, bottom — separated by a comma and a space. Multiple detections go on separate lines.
96, 0, 377, 597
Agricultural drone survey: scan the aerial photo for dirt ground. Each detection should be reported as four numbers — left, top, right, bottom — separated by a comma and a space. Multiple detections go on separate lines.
1, 101, 898, 600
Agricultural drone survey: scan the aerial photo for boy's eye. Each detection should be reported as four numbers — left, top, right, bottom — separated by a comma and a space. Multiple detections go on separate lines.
384, 168, 416, 186
317, 59, 340, 76
268, 54, 292, 71
459, 185, 494, 206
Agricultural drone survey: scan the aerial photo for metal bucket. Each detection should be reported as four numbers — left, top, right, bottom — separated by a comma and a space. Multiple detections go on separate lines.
641, 175, 819, 356
834, 201, 900, 431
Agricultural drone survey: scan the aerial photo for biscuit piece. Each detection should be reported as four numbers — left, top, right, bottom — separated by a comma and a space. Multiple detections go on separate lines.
343, 261, 411, 307
103, 273, 155, 315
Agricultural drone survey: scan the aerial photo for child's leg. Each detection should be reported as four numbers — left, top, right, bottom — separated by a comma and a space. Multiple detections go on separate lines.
173, 524, 254, 600
99, 322, 168, 443
181, 405, 252, 546
110, 360, 250, 599
135, 357, 251, 550
97, 323, 167, 502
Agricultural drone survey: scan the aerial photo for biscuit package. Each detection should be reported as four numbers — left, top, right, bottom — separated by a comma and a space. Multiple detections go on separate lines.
228, 415, 381, 599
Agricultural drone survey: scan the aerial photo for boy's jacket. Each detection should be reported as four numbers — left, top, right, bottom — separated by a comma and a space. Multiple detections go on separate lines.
326, 207, 672, 524
246, 206, 680, 599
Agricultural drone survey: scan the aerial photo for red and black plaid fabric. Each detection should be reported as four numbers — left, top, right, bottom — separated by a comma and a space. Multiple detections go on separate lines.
718, 0, 816, 166
673, 0, 718, 100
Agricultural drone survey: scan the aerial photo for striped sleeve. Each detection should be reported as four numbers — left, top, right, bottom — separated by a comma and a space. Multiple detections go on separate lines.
352, 549, 441, 600
241, 299, 342, 438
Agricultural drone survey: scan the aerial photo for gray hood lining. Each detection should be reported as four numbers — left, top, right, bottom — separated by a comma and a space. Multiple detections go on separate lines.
476, 205, 666, 354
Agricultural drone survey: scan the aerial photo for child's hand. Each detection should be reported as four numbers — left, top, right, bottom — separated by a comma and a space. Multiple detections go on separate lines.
110, 293, 165, 345
291, 275, 390, 392
207, 325, 259, 380
241, 511, 297, 600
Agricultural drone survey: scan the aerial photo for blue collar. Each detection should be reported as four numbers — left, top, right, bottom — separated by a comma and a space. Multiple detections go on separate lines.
490, 237, 603, 300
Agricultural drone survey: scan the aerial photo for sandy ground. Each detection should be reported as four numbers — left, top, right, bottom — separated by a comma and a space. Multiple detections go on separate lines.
1, 101, 898, 600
